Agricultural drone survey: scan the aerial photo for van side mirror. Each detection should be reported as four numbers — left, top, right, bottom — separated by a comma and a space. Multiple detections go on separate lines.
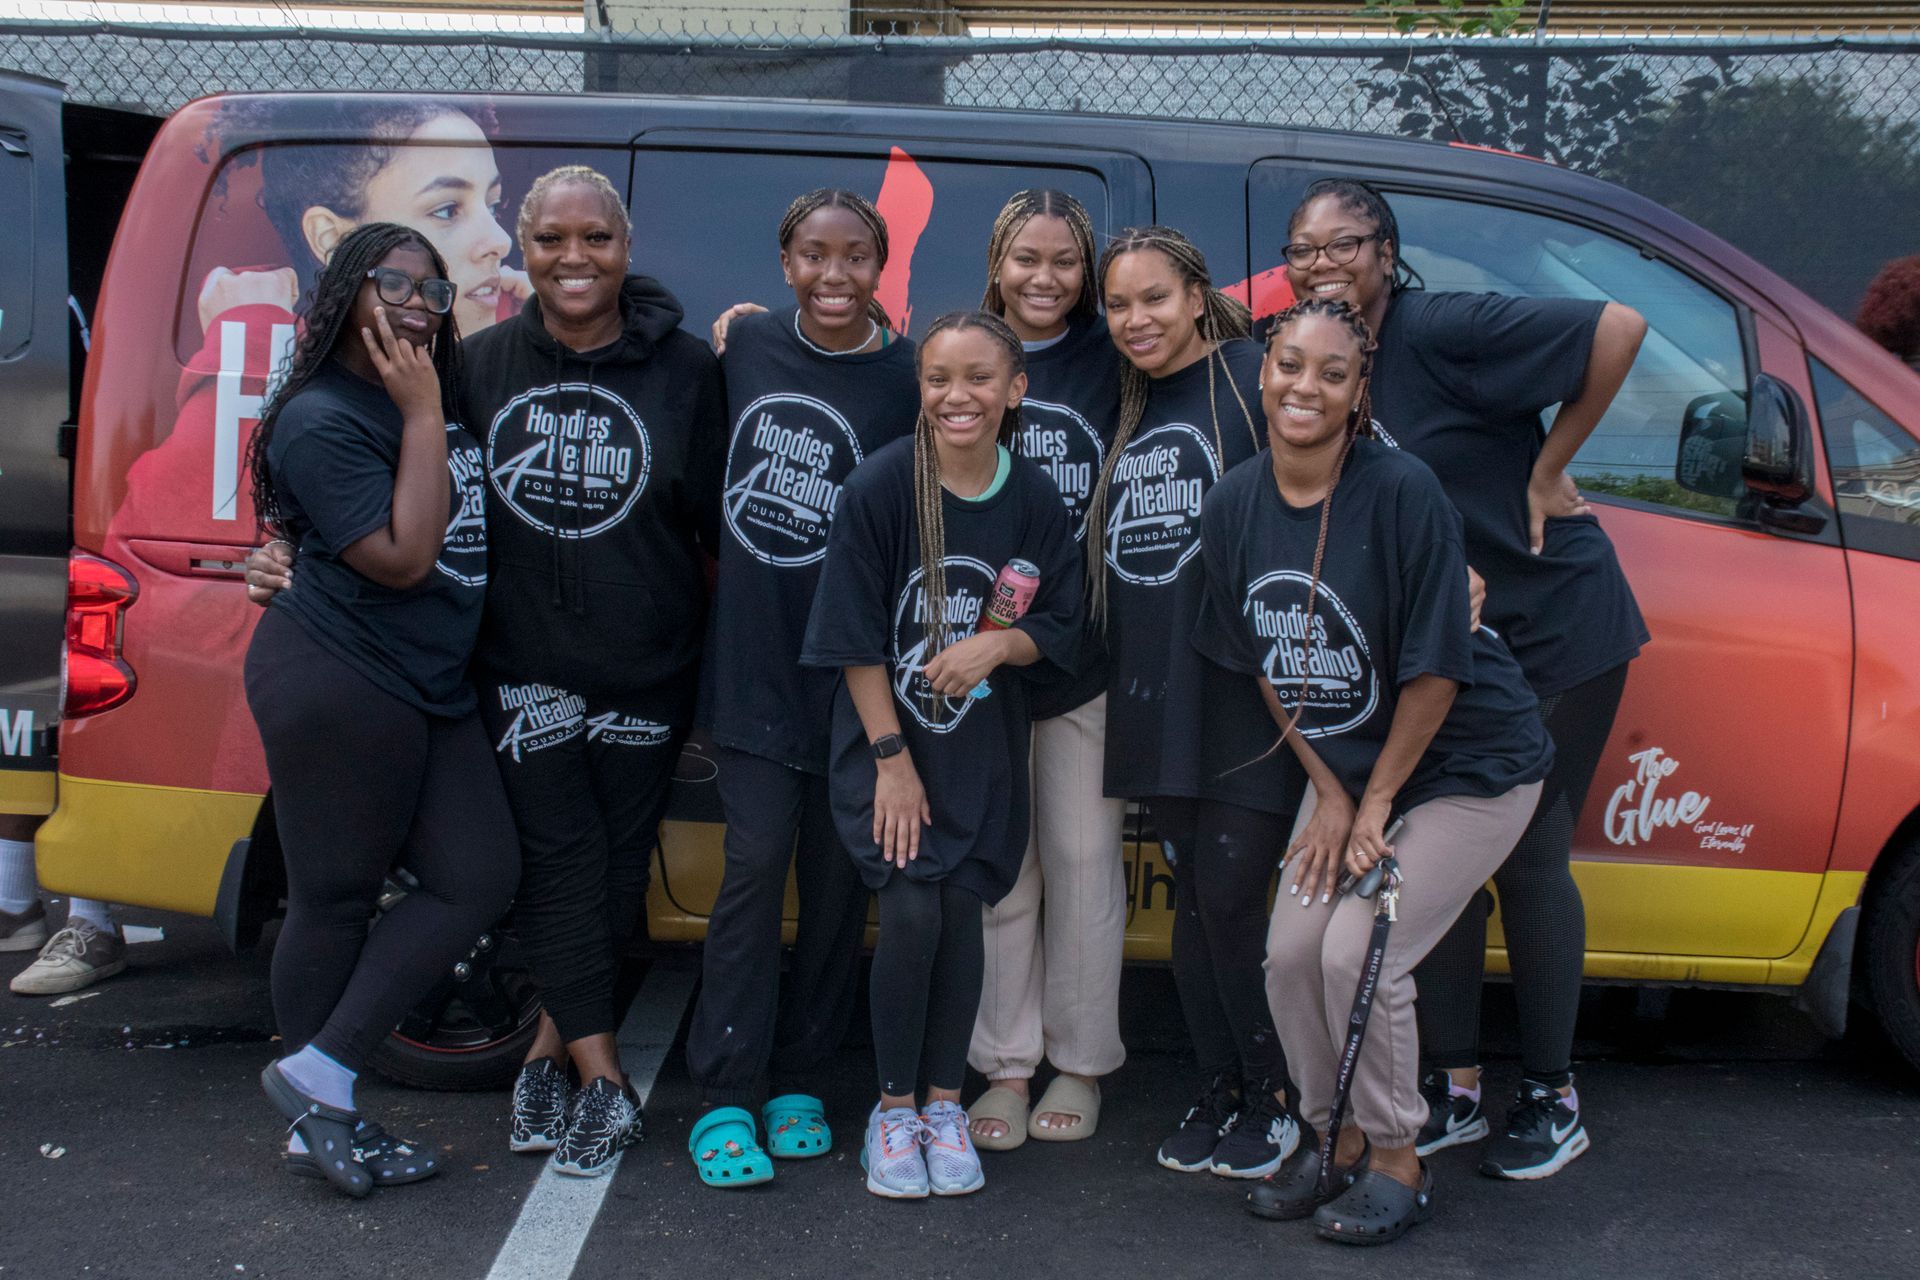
1676, 390, 1749, 502
1740, 373, 1812, 505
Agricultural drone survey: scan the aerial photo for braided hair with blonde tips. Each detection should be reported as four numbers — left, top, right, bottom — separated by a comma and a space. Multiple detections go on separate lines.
980, 189, 1100, 327
778, 187, 895, 330
1224, 297, 1381, 775
910, 310, 1026, 680
1082, 226, 1257, 627
245, 222, 464, 537
516, 165, 631, 247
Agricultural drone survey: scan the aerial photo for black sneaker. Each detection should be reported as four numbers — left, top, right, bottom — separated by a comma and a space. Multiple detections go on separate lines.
1156, 1074, 1240, 1172
1208, 1082, 1298, 1179
509, 1057, 572, 1153
1414, 1068, 1489, 1156
1479, 1079, 1588, 1180
550, 1077, 642, 1178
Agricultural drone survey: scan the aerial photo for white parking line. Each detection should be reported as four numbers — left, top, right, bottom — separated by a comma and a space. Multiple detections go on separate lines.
483, 962, 698, 1280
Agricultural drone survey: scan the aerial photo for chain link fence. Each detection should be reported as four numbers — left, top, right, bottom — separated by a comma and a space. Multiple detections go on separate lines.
1, 7, 1917, 312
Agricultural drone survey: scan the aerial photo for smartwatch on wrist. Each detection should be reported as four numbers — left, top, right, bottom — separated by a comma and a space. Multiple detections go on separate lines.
870, 733, 905, 761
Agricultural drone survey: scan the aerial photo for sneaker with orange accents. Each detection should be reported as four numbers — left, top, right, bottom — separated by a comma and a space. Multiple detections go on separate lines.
921, 1100, 985, 1196
860, 1103, 929, 1199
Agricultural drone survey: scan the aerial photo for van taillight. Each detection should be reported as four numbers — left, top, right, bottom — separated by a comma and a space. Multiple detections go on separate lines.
63, 552, 139, 717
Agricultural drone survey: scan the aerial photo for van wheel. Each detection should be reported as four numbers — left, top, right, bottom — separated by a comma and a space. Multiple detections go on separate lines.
1863, 840, 1920, 1076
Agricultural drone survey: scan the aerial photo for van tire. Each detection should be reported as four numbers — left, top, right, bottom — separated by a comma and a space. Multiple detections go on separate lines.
1863, 839, 1920, 1076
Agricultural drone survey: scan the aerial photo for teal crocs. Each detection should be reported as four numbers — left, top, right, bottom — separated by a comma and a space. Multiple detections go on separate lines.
689, 1106, 774, 1188
761, 1094, 832, 1159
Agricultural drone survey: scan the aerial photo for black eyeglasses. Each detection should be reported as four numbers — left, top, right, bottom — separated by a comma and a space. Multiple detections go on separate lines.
1281, 232, 1383, 270
364, 267, 456, 315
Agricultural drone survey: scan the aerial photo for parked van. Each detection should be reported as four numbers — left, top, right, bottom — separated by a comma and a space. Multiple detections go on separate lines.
16, 88, 1920, 1088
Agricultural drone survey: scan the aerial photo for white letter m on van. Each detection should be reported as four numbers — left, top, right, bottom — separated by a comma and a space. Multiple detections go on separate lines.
0, 708, 31, 758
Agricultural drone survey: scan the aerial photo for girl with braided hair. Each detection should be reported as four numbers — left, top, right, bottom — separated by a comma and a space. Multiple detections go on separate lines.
1090, 227, 1301, 1180
966, 190, 1130, 1150
1192, 298, 1551, 1243
682, 188, 921, 1188
1283, 178, 1648, 1178
245, 222, 518, 1198
802, 311, 1083, 1199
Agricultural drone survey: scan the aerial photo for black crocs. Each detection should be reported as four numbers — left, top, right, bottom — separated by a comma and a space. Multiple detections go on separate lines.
287, 1120, 440, 1188
1312, 1162, 1435, 1246
262, 1060, 373, 1199
1247, 1137, 1371, 1221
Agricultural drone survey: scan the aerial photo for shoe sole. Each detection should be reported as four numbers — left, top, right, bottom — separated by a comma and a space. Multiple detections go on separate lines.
1156, 1149, 1215, 1173
1315, 1192, 1435, 1246
0, 927, 49, 953
1209, 1150, 1289, 1179
1415, 1116, 1490, 1157
9, 957, 126, 996
930, 1171, 986, 1196
1480, 1127, 1589, 1180
865, 1172, 930, 1199
509, 1135, 562, 1153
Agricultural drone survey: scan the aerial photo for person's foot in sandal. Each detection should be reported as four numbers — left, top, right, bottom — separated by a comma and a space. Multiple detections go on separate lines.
261, 1059, 371, 1199
1247, 1132, 1370, 1221
968, 1081, 1030, 1152
288, 1120, 440, 1188
689, 1106, 774, 1188
1028, 1073, 1101, 1142
761, 1094, 831, 1159
1313, 1160, 1435, 1246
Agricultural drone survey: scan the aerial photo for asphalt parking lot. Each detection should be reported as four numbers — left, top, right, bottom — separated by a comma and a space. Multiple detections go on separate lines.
3, 904, 1918, 1280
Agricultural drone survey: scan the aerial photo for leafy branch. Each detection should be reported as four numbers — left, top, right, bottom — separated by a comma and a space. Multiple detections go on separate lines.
1359, 0, 1533, 37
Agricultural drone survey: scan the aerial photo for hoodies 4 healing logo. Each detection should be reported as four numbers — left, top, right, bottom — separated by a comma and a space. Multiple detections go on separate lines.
1104, 424, 1218, 585
723, 393, 865, 567
487, 383, 652, 537
1245, 570, 1378, 737
1018, 400, 1104, 541
891, 557, 994, 734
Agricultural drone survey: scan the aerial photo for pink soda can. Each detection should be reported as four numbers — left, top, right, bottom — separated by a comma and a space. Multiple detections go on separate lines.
972, 559, 1041, 699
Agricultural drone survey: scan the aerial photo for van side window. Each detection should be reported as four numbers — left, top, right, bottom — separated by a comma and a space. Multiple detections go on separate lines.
1810, 359, 1920, 562
0, 140, 33, 358
1389, 194, 1750, 521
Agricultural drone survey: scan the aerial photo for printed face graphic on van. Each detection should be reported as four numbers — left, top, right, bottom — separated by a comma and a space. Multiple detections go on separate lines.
1103, 423, 1219, 585
892, 556, 995, 733
1245, 570, 1378, 736
1018, 400, 1104, 539
487, 383, 652, 537
722, 394, 864, 566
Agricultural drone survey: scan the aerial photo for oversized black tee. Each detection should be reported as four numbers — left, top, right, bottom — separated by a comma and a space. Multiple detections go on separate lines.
266, 359, 487, 716
705, 306, 920, 774
1372, 290, 1648, 697
1100, 338, 1283, 806
800, 438, 1082, 905
1193, 439, 1554, 811
1018, 316, 1122, 721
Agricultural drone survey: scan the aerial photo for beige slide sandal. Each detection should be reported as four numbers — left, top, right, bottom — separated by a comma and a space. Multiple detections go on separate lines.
1028, 1075, 1101, 1143
969, 1084, 1031, 1152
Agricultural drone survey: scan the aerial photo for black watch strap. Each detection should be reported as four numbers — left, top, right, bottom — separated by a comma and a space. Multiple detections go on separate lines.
870, 733, 905, 760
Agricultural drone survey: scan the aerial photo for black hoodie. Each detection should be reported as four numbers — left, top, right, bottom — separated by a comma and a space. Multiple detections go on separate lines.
463, 275, 726, 714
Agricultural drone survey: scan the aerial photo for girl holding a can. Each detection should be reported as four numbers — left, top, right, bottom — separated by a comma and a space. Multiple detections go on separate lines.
801, 310, 1083, 1199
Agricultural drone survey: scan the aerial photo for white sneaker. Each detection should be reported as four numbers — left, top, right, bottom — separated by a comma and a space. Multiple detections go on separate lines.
860, 1103, 929, 1199
10, 920, 126, 995
921, 1100, 986, 1196
0, 901, 49, 953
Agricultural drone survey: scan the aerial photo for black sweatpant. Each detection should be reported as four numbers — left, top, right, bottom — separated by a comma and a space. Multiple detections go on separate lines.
685, 746, 868, 1108
1413, 662, 1631, 1088
478, 672, 684, 1044
870, 876, 985, 1097
246, 609, 519, 1071
1156, 796, 1292, 1098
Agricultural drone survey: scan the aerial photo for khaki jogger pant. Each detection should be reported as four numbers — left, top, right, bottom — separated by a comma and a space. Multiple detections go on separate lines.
1265, 782, 1542, 1148
969, 692, 1130, 1081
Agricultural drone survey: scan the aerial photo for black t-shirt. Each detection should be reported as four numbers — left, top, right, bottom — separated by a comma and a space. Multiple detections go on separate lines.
266, 360, 487, 716
1018, 316, 1123, 722
800, 438, 1082, 906
1194, 439, 1554, 811
1100, 338, 1281, 805
704, 306, 921, 774
1373, 290, 1648, 697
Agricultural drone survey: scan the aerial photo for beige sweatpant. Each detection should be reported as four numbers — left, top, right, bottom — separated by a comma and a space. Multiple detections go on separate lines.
1265, 782, 1542, 1148
969, 692, 1129, 1081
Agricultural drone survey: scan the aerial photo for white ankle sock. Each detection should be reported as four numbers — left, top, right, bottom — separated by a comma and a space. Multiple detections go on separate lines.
0, 839, 37, 914
65, 898, 115, 931
280, 1045, 358, 1112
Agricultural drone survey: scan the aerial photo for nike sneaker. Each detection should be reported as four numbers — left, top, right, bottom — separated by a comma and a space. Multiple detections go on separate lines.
1414, 1067, 1489, 1156
1479, 1078, 1588, 1180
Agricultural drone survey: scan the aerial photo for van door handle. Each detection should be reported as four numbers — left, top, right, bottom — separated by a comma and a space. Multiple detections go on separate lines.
125, 539, 257, 579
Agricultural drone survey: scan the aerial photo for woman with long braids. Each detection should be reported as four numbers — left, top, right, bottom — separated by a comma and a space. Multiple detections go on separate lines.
681, 189, 921, 1189
248, 167, 729, 1179
801, 310, 1082, 1199
1090, 227, 1301, 1180
1282, 179, 1647, 1178
246, 222, 518, 1198
1194, 298, 1552, 1244
965, 190, 1128, 1150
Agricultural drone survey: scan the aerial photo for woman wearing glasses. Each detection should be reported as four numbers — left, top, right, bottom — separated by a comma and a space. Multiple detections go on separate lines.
1278, 178, 1646, 1182
246, 222, 519, 1198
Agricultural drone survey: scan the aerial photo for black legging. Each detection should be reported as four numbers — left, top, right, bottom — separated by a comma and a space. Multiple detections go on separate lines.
1157, 796, 1292, 1098
1414, 662, 1631, 1088
476, 670, 685, 1044
870, 876, 984, 1097
246, 609, 520, 1071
